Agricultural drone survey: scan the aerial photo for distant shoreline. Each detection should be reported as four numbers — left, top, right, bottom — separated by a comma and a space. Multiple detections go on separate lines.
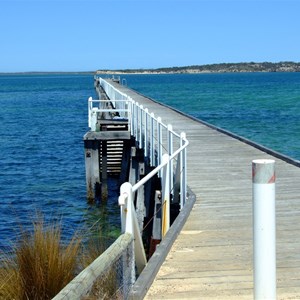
2, 62, 300, 75
96, 61, 300, 75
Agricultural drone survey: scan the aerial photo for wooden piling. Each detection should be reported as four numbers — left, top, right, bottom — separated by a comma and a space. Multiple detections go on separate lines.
84, 139, 101, 202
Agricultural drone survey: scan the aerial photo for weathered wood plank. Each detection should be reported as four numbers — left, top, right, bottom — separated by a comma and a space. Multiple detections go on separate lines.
111, 81, 300, 299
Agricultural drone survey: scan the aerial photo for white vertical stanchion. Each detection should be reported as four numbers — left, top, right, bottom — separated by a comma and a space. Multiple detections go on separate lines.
167, 125, 173, 200
162, 154, 170, 237
130, 99, 134, 134
252, 159, 276, 300
118, 182, 135, 290
157, 117, 162, 177
88, 97, 92, 129
119, 182, 132, 234
150, 113, 155, 166
139, 105, 143, 148
118, 182, 146, 277
144, 108, 149, 158
180, 132, 187, 209
135, 103, 139, 145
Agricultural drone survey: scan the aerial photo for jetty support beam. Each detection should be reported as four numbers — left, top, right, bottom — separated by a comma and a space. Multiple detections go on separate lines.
84, 139, 101, 202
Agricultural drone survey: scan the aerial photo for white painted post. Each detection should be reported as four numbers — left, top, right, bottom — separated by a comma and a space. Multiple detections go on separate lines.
134, 101, 138, 139
162, 154, 170, 237
157, 117, 163, 177
139, 105, 143, 148
167, 125, 173, 200
119, 182, 132, 234
180, 132, 187, 209
135, 103, 139, 145
252, 159, 276, 300
118, 182, 147, 275
150, 113, 155, 166
130, 99, 135, 134
144, 108, 149, 158
88, 97, 94, 129
118, 182, 136, 290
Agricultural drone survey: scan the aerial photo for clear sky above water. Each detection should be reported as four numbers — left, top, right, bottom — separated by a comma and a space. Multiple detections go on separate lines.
1, 0, 300, 72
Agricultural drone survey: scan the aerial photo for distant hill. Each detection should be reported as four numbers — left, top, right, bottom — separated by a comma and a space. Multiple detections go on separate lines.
96, 62, 300, 74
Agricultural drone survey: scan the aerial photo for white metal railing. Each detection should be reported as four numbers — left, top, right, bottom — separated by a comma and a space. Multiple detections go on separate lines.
98, 77, 189, 274
88, 98, 130, 131
99, 77, 127, 108
79, 77, 189, 297
95, 77, 189, 209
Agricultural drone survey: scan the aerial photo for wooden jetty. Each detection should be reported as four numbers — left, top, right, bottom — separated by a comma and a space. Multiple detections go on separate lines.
84, 79, 133, 201
108, 80, 300, 299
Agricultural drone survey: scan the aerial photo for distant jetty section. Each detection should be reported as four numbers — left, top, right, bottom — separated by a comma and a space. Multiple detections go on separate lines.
96, 61, 300, 74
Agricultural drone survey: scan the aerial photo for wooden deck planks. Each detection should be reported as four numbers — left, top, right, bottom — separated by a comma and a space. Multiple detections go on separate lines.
111, 81, 300, 299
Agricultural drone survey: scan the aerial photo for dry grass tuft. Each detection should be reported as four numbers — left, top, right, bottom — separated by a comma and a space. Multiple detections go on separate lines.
0, 257, 20, 299
0, 219, 81, 300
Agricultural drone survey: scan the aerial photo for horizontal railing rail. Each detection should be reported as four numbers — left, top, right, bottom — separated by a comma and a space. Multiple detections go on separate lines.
97, 77, 189, 277
94, 77, 189, 209
88, 98, 131, 131
53, 233, 134, 300
129, 100, 188, 208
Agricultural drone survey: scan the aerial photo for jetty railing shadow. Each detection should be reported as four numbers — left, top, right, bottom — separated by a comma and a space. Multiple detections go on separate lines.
53, 78, 189, 299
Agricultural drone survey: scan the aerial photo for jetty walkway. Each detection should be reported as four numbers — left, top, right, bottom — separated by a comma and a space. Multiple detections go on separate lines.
109, 80, 300, 299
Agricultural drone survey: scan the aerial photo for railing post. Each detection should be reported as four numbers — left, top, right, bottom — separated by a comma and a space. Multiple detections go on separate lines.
134, 101, 138, 140
144, 108, 149, 158
119, 183, 147, 276
150, 113, 155, 166
180, 132, 187, 209
118, 182, 135, 293
135, 102, 139, 145
130, 99, 135, 135
88, 97, 92, 129
119, 182, 133, 234
162, 153, 170, 237
157, 117, 163, 177
167, 124, 173, 200
139, 105, 143, 148
252, 159, 276, 300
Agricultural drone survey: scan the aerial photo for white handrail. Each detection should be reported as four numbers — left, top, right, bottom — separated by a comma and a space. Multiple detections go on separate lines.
88, 97, 131, 131
97, 77, 189, 282
96, 77, 189, 209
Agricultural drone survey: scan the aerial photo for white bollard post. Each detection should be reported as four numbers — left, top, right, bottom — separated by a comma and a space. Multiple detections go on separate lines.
252, 159, 276, 300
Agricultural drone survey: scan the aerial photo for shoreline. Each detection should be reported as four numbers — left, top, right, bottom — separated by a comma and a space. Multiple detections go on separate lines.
96, 61, 300, 75
95, 69, 300, 75
2, 62, 300, 75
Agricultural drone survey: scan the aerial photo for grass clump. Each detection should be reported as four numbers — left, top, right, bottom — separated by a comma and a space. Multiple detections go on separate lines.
0, 219, 81, 300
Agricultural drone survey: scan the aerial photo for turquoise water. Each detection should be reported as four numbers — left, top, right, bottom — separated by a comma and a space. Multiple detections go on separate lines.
1, 72, 300, 251
122, 72, 300, 161
0, 74, 120, 251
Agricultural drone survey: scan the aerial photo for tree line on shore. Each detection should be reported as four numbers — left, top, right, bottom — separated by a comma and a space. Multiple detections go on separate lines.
96, 61, 300, 74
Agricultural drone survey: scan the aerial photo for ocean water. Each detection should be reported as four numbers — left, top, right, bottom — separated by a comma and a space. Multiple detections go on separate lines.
1, 72, 300, 252
0, 74, 120, 252
122, 72, 300, 161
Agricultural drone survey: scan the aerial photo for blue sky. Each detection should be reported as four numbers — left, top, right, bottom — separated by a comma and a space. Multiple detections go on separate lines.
1, 0, 300, 72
